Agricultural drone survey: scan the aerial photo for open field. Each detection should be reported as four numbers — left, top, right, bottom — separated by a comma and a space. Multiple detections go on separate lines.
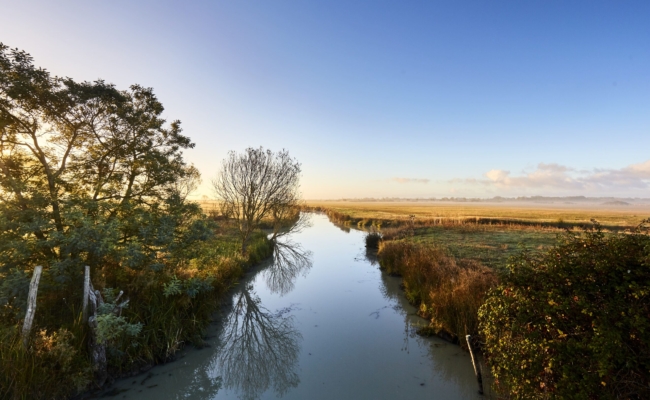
305, 200, 650, 227
308, 200, 650, 270
197, 200, 221, 215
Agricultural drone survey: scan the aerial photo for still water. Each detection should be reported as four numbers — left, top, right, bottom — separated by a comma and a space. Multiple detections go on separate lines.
103, 213, 482, 399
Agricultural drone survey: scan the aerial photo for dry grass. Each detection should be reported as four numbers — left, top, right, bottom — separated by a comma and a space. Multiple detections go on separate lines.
306, 200, 650, 228
378, 241, 498, 347
196, 200, 222, 217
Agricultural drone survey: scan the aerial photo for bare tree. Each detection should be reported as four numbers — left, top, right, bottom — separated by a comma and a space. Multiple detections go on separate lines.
212, 147, 301, 253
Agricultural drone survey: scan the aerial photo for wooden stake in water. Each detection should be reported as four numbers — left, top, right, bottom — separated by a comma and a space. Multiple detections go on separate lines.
22, 265, 43, 346
466, 334, 484, 395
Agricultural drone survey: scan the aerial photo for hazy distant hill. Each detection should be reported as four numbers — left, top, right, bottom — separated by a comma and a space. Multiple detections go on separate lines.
323, 196, 650, 205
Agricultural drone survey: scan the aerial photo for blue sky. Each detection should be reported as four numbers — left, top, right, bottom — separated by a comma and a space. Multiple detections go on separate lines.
2, 1, 649, 198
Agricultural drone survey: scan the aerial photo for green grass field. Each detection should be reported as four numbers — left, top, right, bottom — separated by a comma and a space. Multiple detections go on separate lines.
406, 225, 558, 269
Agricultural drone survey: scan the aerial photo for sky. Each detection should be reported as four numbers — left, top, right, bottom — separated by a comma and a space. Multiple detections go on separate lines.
1, 1, 649, 199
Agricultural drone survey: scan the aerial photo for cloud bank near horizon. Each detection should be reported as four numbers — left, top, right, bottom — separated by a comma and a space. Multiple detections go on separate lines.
452, 160, 650, 192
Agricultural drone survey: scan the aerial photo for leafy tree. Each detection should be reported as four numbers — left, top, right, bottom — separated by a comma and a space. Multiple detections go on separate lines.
0, 43, 207, 322
212, 147, 301, 252
479, 222, 650, 399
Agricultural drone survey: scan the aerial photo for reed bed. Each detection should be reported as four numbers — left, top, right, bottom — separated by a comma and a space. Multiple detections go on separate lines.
378, 241, 498, 347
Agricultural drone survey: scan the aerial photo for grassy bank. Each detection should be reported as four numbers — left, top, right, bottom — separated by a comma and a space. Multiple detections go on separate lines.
0, 218, 272, 400
378, 240, 497, 345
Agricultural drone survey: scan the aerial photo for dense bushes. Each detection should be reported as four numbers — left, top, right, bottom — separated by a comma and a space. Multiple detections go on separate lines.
479, 223, 650, 399
378, 241, 498, 345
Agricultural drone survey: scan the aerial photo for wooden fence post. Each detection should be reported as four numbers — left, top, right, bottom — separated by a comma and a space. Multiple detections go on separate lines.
82, 266, 90, 322
84, 274, 108, 387
466, 334, 484, 395
22, 266, 43, 347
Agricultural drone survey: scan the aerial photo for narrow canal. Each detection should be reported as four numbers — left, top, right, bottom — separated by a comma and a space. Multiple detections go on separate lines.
103, 213, 482, 399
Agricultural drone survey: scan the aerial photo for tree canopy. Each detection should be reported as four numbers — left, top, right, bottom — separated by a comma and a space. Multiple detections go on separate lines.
0, 43, 206, 320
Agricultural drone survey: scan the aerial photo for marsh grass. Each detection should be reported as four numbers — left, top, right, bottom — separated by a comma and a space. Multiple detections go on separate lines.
378, 241, 497, 347
305, 201, 648, 229
364, 232, 382, 249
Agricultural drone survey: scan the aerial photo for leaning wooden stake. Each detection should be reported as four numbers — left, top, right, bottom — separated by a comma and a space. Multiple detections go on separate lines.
22, 266, 43, 346
466, 334, 484, 395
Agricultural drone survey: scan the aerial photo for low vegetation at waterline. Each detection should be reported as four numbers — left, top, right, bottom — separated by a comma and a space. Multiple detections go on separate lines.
364, 231, 382, 249
479, 222, 650, 399
378, 241, 497, 345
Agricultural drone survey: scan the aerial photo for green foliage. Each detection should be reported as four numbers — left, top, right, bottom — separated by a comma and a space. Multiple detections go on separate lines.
0, 42, 203, 319
95, 288, 142, 344
479, 222, 650, 399
95, 313, 142, 343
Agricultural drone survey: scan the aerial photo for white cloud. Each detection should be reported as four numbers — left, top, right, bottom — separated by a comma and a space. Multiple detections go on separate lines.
454, 160, 650, 193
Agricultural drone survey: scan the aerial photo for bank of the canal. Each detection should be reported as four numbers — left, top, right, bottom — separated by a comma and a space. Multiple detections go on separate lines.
99, 213, 483, 399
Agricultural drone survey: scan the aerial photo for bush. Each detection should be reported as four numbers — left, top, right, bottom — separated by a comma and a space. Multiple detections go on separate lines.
378, 241, 497, 345
479, 222, 650, 399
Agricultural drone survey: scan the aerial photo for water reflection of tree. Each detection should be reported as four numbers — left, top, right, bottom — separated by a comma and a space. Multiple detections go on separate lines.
264, 239, 313, 296
215, 285, 302, 400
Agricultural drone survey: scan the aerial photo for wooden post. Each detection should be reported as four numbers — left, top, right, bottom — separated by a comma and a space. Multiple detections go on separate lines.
82, 266, 90, 322
22, 266, 43, 346
86, 281, 107, 386
466, 334, 484, 395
